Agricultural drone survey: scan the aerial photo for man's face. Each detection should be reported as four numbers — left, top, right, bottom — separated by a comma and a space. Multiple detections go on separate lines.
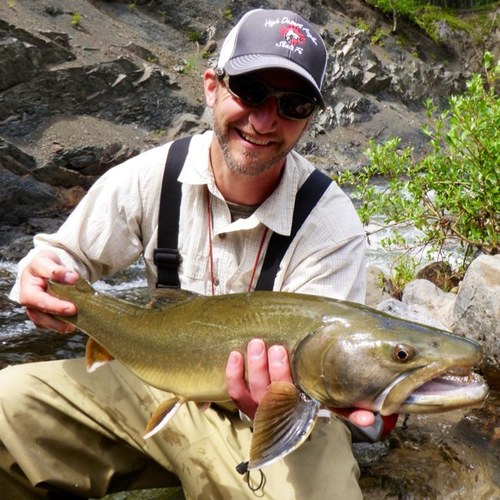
205, 69, 314, 177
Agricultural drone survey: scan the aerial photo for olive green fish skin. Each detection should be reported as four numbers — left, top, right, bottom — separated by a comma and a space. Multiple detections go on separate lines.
47, 279, 487, 415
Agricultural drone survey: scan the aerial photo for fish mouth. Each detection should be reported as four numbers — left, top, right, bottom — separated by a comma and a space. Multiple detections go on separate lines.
375, 366, 489, 415
399, 369, 489, 412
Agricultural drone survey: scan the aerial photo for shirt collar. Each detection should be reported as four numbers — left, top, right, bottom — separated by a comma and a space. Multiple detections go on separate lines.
178, 131, 301, 236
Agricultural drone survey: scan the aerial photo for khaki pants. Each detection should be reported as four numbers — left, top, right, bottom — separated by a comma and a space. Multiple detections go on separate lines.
0, 359, 362, 499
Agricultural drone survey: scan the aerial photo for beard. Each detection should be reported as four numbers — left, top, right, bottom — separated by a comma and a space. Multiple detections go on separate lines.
213, 113, 291, 177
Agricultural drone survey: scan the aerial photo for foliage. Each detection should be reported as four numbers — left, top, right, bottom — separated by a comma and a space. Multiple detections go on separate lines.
338, 53, 499, 270
366, 0, 497, 13
222, 9, 233, 21
71, 12, 82, 28
371, 27, 388, 45
187, 30, 201, 42
364, 0, 497, 39
179, 54, 198, 74
388, 255, 419, 299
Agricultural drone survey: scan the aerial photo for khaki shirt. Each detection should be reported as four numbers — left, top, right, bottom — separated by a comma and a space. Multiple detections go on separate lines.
10, 131, 366, 302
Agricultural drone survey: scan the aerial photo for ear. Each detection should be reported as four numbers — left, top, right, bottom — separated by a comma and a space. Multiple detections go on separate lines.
203, 69, 218, 108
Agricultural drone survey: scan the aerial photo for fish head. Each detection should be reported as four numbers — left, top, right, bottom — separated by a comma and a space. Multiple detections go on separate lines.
292, 303, 489, 415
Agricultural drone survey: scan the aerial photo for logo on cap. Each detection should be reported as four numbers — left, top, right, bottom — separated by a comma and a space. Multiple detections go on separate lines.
280, 25, 306, 46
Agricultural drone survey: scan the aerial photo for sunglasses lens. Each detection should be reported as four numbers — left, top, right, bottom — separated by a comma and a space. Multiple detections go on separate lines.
227, 75, 317, 120
228, 76, 268, 106
279, 95, 317, 120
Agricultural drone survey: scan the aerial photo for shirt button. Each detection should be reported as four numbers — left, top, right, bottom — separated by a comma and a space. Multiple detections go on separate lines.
213, 279, 220, 286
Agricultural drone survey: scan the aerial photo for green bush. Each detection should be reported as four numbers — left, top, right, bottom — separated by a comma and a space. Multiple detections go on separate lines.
364, 0, 496, 40
338, 52, 499, 270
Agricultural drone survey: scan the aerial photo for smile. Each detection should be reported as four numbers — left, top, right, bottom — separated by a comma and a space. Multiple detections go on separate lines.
239, 131, 273, 146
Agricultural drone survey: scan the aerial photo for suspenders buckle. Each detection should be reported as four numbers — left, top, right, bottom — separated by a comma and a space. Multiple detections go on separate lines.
153, 248, 181, 267
154, 248, 182, 289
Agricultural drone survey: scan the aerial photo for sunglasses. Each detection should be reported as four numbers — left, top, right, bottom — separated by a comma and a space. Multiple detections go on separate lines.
217, 71, 319, 121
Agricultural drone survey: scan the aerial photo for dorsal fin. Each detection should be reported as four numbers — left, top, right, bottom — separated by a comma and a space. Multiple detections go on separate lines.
74, 278, 95, 293
147, 288, 199, 309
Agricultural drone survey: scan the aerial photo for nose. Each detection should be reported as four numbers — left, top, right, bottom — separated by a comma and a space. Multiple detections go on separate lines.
248, 97, 279, 133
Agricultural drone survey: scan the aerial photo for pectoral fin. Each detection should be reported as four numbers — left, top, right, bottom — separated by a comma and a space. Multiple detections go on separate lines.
143, 397, 185, 439
86, 338, 114, 372
242, 381, 320, 471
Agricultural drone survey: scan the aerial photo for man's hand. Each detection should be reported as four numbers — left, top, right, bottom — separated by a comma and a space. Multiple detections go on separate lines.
225, 339, 291, 419
19, 251, 79, 334
225, 338, 379, 428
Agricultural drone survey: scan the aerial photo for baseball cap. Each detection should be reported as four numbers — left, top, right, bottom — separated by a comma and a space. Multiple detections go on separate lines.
217, 9, 328, 108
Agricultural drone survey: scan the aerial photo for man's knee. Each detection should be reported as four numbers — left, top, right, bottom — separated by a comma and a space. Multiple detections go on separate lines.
0, 364, 35, 408
0, 363, 58, 439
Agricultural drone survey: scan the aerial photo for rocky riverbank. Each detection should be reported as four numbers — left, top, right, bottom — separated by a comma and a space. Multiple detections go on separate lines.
1, 0, 498, 259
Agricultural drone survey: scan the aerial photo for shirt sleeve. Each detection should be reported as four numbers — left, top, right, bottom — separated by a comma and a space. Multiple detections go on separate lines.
9, 152, 165, 303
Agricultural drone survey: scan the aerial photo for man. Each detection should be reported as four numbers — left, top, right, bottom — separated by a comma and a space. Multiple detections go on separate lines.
0, 9, 377, 499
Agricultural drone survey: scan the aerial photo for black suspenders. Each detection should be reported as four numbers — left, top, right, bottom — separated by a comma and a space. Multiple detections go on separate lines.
254, 169, 332, 290
153, 136, 192, 288
154, 136, 332, 290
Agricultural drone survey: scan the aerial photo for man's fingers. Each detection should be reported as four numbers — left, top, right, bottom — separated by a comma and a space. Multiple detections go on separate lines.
225, 351, 245, 398
246, 339, 270, 403
348, 409, 376, 427
225, 340, 293, 421
225, 351, 257, 418
22, 251, 78, 286
268, 345, 292, 383
18, 251, 79, 329
20, 283, 77, 318
26, 309, 76, 334
332, 408, 376, 427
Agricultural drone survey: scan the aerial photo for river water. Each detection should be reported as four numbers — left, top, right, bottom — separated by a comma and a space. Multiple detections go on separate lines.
0, 256, 498, 498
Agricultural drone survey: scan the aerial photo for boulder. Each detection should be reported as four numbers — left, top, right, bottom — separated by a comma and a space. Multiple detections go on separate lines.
453, 255, 500, 375
365, 265, 392, 307
376, 297, 449, 330
402, 279, 456, 331
416, 261, 460, 291
0, 166, 58, 227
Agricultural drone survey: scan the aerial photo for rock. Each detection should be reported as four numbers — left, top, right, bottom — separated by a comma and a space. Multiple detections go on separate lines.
0, 19, 75, 89
166, 112, 211, 141
0, 166, 58, 226
0, 139, 37, 175
453, 255, 500, 376
365, 265, 392, 307
416, 261, 460, 291
376, 297, 449, 330
0, 57, 202, 139
402, 279, 456, 331
0, 36, 42, 91
36, 143, 140, 189
124, 42, 158, 62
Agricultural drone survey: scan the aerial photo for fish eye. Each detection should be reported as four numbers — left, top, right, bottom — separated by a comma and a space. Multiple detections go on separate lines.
393, 344, 414, 362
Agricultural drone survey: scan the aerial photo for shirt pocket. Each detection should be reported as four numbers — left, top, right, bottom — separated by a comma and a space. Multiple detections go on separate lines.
180, 248, 208, 281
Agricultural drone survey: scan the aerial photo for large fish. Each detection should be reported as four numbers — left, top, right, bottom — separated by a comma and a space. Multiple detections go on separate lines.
47, 279, 489, 471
